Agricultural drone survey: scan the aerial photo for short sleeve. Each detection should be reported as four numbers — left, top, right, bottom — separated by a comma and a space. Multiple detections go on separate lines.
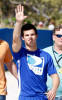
4, 42, 13, 63
12, 47, 24, 61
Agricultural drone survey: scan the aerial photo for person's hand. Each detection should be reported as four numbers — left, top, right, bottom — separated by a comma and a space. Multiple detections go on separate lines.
46, 89, 56, 100
15, 5, 27, 22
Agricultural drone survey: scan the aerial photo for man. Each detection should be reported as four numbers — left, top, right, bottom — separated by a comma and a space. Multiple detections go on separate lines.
0, 39, 17, 100
12, 5, 59, 100
44, 24, 62, 100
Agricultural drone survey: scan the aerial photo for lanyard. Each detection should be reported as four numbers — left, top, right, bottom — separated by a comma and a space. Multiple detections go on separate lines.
52, 46, 62, 68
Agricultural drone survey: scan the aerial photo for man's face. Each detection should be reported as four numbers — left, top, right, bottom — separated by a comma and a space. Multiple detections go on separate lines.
53, 28, 62, 47
22, 29, 38, 47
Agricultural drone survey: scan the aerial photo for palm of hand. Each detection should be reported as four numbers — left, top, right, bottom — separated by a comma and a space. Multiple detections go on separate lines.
16, 12, 25, 22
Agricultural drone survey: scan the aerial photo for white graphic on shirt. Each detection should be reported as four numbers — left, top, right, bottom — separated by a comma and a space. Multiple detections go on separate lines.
27, 54, 44, 75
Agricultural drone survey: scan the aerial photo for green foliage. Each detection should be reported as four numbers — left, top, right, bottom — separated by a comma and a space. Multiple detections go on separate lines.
24, 18, 32, 23
0, 0, 62, 26
4, 19, 9, 25
11, 17, 16, 22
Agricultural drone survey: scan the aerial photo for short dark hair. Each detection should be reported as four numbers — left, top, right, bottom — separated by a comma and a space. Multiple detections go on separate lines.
53, 24, 62, 34
21, 23, 37, 37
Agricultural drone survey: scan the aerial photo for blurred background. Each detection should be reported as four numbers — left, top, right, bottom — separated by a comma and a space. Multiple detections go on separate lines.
0, 0, 62, 29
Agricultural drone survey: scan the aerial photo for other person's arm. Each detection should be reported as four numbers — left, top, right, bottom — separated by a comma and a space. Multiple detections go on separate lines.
47, 73, 60, 100
5, 61, 18, 79
4, 41, 18, 79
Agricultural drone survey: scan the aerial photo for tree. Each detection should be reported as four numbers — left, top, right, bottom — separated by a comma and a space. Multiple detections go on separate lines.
0, 0, 62, 26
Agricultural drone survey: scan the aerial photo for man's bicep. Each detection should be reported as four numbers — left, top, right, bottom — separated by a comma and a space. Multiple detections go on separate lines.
12, 39, 22, 52
50, 73, 58, 78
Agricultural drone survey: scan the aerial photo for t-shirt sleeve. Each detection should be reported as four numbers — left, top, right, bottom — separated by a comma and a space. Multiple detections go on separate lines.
47, 54, 57, 76
4, 42, 13, 63
12, 47, 24, 61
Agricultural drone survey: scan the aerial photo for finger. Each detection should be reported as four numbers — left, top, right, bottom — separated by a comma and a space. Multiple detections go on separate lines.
19, 4, 22, 12
22, 6, 24, 13
24, 16, 27, 19
15, 9, 18, 14
50, 93, 56, 100
48, 93, 56, 100
17, 5, 20, 12
47, 92, 52, 99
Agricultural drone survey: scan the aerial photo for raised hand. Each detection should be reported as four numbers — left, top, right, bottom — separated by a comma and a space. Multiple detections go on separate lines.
15, 5, 27, 22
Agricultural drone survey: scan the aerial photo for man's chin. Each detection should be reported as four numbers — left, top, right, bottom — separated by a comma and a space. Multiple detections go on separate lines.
28, 44, 35, 47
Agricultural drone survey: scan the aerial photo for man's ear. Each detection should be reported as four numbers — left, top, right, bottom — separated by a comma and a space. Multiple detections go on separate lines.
52, 34, 55, 42
36, 34, 38, 39
21, 36, 24, 40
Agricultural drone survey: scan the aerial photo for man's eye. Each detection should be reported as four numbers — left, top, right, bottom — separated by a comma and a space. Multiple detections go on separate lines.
25, 35, 29, 36
31, 34, 35, 36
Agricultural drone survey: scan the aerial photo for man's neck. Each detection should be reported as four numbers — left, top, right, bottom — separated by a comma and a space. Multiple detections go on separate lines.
54, 44, 62, 55
26, 45, 37, 51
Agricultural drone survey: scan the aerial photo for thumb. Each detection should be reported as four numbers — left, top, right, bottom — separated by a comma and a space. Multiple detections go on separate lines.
24, 16, 27, 19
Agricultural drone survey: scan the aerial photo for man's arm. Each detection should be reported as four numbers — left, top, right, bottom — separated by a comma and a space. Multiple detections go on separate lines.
47, 73, 60, 100
5, 61, 18, 79
12, 5, 27, 52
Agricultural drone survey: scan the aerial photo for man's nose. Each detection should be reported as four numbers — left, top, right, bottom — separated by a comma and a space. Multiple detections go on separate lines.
29, 35, 32, 38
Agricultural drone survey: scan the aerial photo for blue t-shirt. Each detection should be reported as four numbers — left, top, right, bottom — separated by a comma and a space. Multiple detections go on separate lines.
12, 47, 57, 98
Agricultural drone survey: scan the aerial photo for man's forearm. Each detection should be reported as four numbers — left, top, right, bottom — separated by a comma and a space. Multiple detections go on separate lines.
47, 74, 60, 100
13, 21, 22, 40
12, 5, 27, 52
52, 73, 60, 92
11, 61, 18, 79
5, 61, 18, 79
12, 22, 22, 52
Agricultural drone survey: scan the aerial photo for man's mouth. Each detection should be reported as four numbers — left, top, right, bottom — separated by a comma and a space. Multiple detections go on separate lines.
29, 39, 32, 42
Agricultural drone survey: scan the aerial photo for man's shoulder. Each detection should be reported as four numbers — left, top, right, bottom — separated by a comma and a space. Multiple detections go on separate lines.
0, 39, 9, 48
3, 41, 9, 49
43, 46, 52, 52
40, 48, 52, 57
43, 46, 54, 59
0, 39, 8, 44
43, 46, 52, 50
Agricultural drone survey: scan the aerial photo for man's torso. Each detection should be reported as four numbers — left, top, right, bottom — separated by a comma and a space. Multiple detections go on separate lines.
12, 47, 57, 97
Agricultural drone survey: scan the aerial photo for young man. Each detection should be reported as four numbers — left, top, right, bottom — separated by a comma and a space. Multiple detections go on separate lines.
0, 39, 17, 100
44, 24, 62, 100
12, 5, 59, 100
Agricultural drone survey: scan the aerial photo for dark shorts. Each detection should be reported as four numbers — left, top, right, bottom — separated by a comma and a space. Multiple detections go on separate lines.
0, 95, 6, 100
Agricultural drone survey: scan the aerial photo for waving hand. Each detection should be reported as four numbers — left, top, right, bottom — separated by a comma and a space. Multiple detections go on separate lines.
15, 5, 27, 22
